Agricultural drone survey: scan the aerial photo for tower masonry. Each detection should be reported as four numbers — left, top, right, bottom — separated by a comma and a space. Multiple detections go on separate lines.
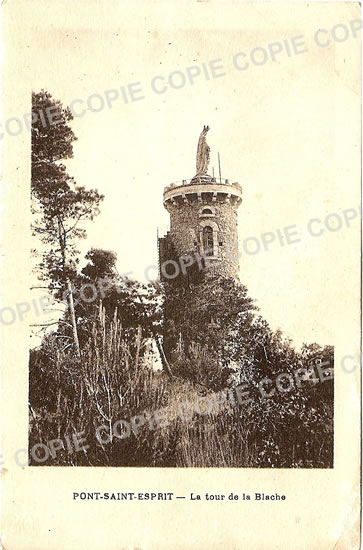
158, 127, 242, 280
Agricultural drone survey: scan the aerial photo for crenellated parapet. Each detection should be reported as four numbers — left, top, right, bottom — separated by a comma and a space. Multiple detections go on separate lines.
163, 176, 242, 211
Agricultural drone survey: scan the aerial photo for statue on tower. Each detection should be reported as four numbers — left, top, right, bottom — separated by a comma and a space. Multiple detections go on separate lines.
196, 125, 210, 176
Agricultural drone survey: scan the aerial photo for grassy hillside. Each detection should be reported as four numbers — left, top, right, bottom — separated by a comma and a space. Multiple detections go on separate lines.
29, 307, 333, 468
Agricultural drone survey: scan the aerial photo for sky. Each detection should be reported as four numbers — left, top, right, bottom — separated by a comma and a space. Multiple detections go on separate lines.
10, 0, 360, 348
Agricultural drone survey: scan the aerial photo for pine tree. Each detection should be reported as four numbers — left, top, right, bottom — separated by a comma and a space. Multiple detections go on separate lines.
31, 90, 103, 355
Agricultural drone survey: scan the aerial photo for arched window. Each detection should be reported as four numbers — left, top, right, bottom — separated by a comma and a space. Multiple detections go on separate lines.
203, 226, 214, 256
199, 206, 215, 218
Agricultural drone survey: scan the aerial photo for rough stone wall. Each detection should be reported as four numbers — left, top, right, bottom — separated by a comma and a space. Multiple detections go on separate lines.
163, 196, 240, 279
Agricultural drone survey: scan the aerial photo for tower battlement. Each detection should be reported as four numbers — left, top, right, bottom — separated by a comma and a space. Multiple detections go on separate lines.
163, 176, 242, 210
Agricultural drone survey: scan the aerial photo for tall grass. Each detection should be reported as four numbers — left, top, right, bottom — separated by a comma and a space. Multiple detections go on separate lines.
29, 306, 333, 467
29, 306, 169, 466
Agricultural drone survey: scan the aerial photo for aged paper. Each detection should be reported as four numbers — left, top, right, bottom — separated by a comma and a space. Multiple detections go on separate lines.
0, 1, 361, 549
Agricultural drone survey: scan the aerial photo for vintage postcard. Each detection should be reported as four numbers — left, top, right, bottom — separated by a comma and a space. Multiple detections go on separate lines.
0, 1, 361, 549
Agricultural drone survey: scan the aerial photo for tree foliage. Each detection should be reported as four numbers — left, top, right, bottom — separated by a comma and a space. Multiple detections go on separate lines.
31, 90, 104, 297
54, 248, 163, 354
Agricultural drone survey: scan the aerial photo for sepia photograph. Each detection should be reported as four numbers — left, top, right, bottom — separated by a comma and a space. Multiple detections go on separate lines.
29, 112, 335, 468
1, 1, 361, 549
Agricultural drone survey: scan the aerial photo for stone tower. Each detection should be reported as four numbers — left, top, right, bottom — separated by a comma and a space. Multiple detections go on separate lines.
158, 126, 242, 280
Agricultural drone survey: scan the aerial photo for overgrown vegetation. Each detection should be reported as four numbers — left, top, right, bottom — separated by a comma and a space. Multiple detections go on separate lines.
29, 91, 334, 468
29, 304, 333, 468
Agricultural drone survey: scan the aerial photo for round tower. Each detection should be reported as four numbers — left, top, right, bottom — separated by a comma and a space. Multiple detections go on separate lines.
159, 127, 242, 279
